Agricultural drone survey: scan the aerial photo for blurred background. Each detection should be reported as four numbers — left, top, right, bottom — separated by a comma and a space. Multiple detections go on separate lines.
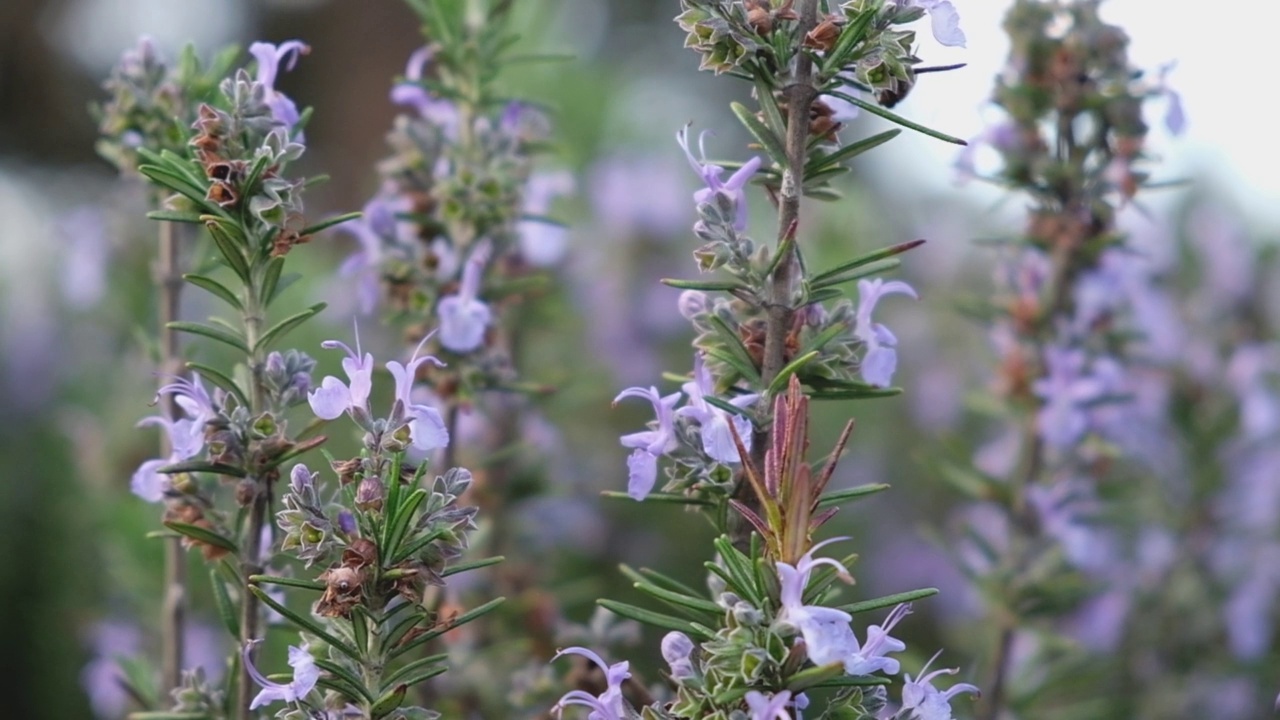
1, 0, 1277, 718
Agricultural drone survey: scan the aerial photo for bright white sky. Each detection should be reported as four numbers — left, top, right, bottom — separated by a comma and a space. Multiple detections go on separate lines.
885, 0, 1280, 230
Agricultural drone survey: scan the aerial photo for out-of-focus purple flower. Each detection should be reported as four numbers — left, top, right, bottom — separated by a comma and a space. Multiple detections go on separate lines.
745, 690, 793, 720
677, 289, 708, 320
391, 47, 459, 135
183, 620, 227, 683
81, 621, 140, 719
954, 121, 1022, 179
336, 193, 413, 315
1226, 344, 1280, 441
437, 241, 493, 353
613, 385, 681, 500
854, 278, 918, 387
661, 631, 697, 681
242, 640, 319, 709
676, 125, 762, 231
308, 328, 375, 420
551, 647, 630, 720
588, 154, 690, 239
1033, 347, 1111, 449
249, 41, 309, 136
1155, 62, 1186, 136
518, 171, 575, 267
677, 354, 757, 463
386, 334, 450, 451
901, 0, 966, 47
900, 651, 980, 719
59, 206, 111, 309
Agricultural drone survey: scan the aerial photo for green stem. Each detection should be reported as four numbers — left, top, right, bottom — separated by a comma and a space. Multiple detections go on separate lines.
236, 257, 272, 720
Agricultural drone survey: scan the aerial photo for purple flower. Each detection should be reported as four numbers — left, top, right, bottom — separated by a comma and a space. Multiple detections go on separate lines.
81, 621, 140, 719
308, 328, 375, 420
900, 651, 980, 720
58, 206, 111, 309
588, 154, 690, 239
677, 125, 762, 231
903, 0, 966, 47
854, 279, 918, 387
551, 646, 630, 720
336, 193, 411, 315
386, 334, 450, 451
614, 386, 681, 500
131, 373, 218, 502
242, 640, 319, 709
391, 47, 459, 134
1032, 347, 1108, 449
677, 354, 757, 463
776, 539, 857, 667
824, 83, 862, 123
745, 690, 793, 720
518, 171, 575, 267
1156, 62, 1186, 136
661, 631, 697, 681
437, 241, 493, 353
248, 41, 309, 135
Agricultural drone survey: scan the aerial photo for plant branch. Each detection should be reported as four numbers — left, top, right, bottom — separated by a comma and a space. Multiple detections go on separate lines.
156, 215, 187, 694
736, 0, 820, 550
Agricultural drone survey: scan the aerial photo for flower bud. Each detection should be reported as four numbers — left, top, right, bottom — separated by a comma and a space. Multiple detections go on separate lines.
355, 477, 385, 512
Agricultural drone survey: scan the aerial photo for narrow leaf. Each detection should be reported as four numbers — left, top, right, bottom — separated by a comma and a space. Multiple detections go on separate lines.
812, 239, 925, 284
600, 490, 713, 506
660, 278, 751, 293
633, 581, 722, 617
209, 569, 240, 637
248, 587, 361, 662
252, 302, 326, 353
383, 653, 449, 688
816, 483, 891, 509
809, 258, 902, 291
442, 556, 504, 578
730, 101, 788, 168
299, 211, 362, 237
146, 210, 206, 224
248, 574, 325, 591
766, 350, 820, 396
837, 587, 939, 615
595, 600, 708, 639
184, 273, 243, 311
168, 320, 249, 354
261, 256, 285, 306
185, 361, 249, 409
805, 129, 902, 176
389, 597, 507, 660
828, 91, 967, 146
313, 658, 375, 703
157, 459, 246, 478
164, 522, 238, 553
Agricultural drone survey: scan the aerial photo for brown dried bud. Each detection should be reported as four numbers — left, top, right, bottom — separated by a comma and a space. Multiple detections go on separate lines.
332, 457, 362, 486
342, 538, 379, 570
355, 477, 385, 512
740, 318, 767, 370
747, 5, 773, 35
235, 478, 258, 507
316, 565, 365, 618
206, 182, 238, 208
804, 17, 842, 52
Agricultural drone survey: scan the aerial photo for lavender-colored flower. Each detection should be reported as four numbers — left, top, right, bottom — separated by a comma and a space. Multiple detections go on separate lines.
614, 385, 681, 500
551, 646, 630, 720
661, 631, 697, 681
745, 690, 793, 720
248, 41, 309, 135
900, 651, 980, 720
1155, 62, 1186, 136
824, 82, 862, 123
131, 416, 205, 502
59, 206, 111, 309
588, 154, 690, 239
437, 242, 493, 353
519, 171, 575, 267
81, 621, 141, 719
1226, 344, 1280, 441
242, 640, 319, 709
676, 125, 762, 231
156, 373, 217, 425
854, 278, 918, 387
391, 47, 459, 134
776, 539, 858, 667
308, 329, 375, 420
336, 193, 411, 315
677, 290, 708, 320
902, 0, 966, 47
677, 354, 757, 463
386, 334, 450, 451
1032, 347, 1107, 449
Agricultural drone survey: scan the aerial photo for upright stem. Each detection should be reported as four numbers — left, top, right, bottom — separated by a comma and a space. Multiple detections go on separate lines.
236, 276, 270, 720
157, 217, 186, 694
736, 0, 819, 548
